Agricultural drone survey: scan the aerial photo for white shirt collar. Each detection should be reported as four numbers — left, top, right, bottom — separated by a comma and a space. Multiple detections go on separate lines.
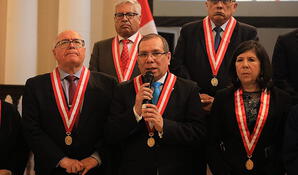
155, 72, 167, 85
58, 67, 82, 80
210, 19, 230, 32
118, 32, 139, 43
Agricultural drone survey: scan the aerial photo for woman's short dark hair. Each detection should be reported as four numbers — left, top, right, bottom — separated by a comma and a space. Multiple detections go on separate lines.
229, 40, 272, 90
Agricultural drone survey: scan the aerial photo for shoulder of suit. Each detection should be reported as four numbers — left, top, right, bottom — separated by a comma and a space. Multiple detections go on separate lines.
90, 71, 117, 82
93, 37, 114, 46
181, 20, 202, 30
237, 21, 257, 31
278, 29, 298, 41
25, 73, 51, 84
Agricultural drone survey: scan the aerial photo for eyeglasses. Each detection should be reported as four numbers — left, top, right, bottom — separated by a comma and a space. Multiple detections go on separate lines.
209, 0, 235, 4
55, 39, 85, 49
138, 52, 168, 59
114, 12, 139, 20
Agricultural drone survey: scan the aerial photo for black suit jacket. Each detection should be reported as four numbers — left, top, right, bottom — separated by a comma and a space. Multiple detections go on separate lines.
170, 19, 258, 96
106, 76, 207, 175
22, 71, 117, 175
0, 101, 28, 175
272, 29, 298, 104
283, 104, 298, 175
89, 37, 140, 82
208, 87, 291, 175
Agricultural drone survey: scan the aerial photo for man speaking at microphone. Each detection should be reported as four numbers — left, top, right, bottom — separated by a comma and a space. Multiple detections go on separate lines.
106, 33, 206, 175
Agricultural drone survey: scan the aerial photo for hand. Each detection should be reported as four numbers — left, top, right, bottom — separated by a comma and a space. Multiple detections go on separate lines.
142, 104, 163, 132
59, 157, 83, 174
79, 157, 98, 175
199, 93, 214, 112
0, 169, 12, 175
135, 83, 153, 115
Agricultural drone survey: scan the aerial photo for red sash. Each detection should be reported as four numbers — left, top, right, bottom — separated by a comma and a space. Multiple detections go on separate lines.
112, 33, 141, 82
203, 16, 236, 77
134, 73, 176, 115
234, 89, 270, 157
50, 66, 90, 134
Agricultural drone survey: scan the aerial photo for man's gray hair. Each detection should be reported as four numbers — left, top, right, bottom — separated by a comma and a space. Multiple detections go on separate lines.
114, 0, 142, 16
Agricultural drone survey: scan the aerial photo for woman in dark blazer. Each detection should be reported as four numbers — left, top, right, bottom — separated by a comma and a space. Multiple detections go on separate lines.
207, 40, 291, 175
0, 100, 28, 175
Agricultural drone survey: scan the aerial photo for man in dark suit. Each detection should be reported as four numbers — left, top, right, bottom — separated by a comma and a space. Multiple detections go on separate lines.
106, 34, 206, 175
272, 29, 298, 105
0, 100, 28, 175
284, 104, 298, 175
170, 0, 258, 112
89, 0, 142, 82
22, 30, 117, 175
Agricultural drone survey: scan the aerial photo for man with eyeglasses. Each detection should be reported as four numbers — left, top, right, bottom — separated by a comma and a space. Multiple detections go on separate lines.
171, 0, 258, 113
22, 30, 117, 175
89, 0, 142, 83
106, 33, 206, 175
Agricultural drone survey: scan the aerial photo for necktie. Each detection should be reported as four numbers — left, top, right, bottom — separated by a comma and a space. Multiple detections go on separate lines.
121, 39, 130, 73
152, 82, 162, 105
65, 75, 77, 106
214, 26, 222, 52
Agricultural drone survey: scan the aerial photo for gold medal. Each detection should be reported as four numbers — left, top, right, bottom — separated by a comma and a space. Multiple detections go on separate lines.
245, 158, 254, 170
65, 134, 72, 145
147, 137, 155, 147
211, 77, 218, 87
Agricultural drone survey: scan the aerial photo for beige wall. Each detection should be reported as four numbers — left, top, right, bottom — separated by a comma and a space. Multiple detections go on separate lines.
0, 0, 7, 83
0, 0, 115, 84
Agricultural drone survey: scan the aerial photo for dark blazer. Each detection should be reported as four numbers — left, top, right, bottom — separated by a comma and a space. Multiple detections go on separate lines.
170, 20, 258, 96
106, 76, 207, 175
208, 87, 291, 175
22, 71, 117, 175
272, 29, 298, 105
0, 101, 28, 175
89, 37, 140, 82
283, 104, 298, 175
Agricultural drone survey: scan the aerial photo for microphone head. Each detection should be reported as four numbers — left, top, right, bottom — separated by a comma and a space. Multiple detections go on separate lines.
143, 71, 154, 84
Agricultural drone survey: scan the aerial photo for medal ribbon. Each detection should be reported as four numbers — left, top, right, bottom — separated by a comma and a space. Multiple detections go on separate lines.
234, 88, 270, 156
134, 73, 177, 132
50, 66, 90, 133
203, 16, 236, 77
112, 32, 141, 82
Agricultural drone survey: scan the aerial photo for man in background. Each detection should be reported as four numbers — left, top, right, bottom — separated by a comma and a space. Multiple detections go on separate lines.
272, 29, 298, 105
89, 0, 142, 82
170, 0, 258, 112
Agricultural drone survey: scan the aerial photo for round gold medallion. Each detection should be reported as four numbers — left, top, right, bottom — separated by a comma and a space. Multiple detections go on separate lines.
147, 137, 155, 147
245, 159, 254, 170
211, 77, 218, 87
65, 135, 72, 145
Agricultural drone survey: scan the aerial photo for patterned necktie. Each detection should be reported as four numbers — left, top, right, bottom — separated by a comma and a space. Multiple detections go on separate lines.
152, 82, 162, 105
121, 39, 130, 74
65, 75, 77, 106
214, 26, 222, 52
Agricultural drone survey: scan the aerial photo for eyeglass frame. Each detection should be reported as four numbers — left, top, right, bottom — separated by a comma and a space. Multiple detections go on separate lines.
208, 0, 236, 4
114, 12, 139, 20
54, 39, 85, 49
138, 51, 169, 59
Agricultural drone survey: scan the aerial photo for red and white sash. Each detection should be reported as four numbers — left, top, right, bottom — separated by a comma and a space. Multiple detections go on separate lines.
234, 89, 270, 156
134, 73, 176, 115
50, 66, 90, 134
203, 16, 236, 77
112, 32, 142, 82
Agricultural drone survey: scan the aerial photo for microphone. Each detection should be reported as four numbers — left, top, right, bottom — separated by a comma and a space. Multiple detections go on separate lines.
142, 71, 154, 104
